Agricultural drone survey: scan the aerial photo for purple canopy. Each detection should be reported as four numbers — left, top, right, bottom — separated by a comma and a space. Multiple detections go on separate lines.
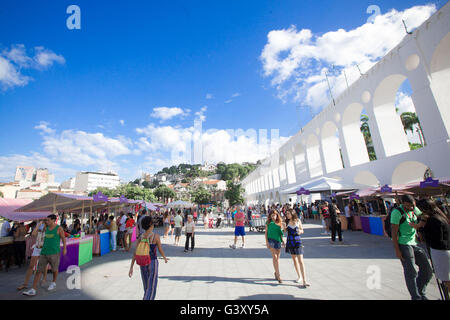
0, 198, 51, 222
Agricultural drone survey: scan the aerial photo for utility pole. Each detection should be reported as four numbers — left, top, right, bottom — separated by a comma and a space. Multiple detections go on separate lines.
325, 71, 336, 106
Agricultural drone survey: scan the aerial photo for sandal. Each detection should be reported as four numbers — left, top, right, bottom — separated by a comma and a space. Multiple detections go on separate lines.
17, 284, 27, 291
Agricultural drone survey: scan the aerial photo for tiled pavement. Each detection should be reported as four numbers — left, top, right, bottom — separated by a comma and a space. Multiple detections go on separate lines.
0, 220, 443, 300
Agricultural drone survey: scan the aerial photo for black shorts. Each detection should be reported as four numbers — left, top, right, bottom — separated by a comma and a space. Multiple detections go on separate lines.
117, 231, 125, 240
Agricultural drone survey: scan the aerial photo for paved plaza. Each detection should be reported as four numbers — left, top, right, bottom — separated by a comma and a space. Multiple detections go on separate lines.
0, 220, 442, 300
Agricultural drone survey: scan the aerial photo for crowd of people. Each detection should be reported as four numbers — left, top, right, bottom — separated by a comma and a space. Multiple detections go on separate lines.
1, 194, 448, 301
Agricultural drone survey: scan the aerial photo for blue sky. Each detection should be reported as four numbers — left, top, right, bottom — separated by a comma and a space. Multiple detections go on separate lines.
0, 0, 441, 183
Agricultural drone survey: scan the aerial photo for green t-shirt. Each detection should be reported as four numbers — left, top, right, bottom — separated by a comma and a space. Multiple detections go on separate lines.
174, 215, 183, 228
267, 221, 283, 243
390, 205, 422, 245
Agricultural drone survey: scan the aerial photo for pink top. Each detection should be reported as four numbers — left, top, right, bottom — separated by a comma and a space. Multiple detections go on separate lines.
235, 212, 245, 227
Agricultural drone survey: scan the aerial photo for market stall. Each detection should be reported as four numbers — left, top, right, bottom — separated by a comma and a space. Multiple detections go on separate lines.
58, 235, 95, 272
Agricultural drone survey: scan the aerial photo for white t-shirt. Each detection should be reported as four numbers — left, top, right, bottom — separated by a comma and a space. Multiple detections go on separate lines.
174, 215, 183, 228
185, 221, 195, 233
119, 215, 127, 232
344, 206, 351, 218
1, 221, 11, 237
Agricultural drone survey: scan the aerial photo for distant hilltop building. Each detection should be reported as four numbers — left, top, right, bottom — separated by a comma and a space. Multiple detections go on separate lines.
201, 162, 217, 172
74, 171, 120, 193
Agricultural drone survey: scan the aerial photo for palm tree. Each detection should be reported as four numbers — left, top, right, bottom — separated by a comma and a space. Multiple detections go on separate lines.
360, 114, 377, 161
400, 112, 426, 146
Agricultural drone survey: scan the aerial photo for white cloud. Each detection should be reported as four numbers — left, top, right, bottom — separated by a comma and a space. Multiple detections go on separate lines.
206, 93, 214, 100
150, 107, 189, 121
195, 106, 207, 122
260, 4, 436, 111
396, 91, 416, 114
0, 153, 75, 182
33, 46, 66, 68
224, 99, 233, 104
232, 93, 241, 98
38, 127, 132, 173
0, 44, 65, 90
34, 121, 56, 135
119, 120, 125, 126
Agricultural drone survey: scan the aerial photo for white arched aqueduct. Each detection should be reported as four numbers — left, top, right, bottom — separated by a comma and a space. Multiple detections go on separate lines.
243, 3, 450, 205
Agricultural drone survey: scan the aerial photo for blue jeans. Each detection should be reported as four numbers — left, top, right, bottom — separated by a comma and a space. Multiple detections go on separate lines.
398, 244, 433, 300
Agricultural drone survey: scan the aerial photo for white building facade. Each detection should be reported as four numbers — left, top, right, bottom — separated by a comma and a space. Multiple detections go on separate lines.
242, 4, 450, 206
74, 172, 120, 193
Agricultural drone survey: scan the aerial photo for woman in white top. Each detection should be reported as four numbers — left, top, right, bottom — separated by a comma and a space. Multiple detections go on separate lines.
163, 212, 170, 239
17, 220, 48, 291
184, 215, 195, 252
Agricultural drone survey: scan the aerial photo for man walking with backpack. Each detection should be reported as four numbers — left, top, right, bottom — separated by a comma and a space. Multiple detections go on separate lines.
389, 195, 433, 300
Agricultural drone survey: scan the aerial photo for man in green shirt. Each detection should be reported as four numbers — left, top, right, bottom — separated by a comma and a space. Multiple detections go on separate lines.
390, 195, 432, 300
23, 214, 67, 297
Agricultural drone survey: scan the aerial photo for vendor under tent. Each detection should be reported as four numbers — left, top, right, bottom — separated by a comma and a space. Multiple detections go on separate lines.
166, 200, 194, 208
280, 177, 370, 195
0, 198, 51, 222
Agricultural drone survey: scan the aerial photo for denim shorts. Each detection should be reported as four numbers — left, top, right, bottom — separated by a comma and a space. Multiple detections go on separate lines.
268, 238, 281, 249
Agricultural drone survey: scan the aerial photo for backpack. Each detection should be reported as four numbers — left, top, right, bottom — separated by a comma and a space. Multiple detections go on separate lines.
385, 206, 408, 238
329, 205, 340, 225
135, 234, 154, 266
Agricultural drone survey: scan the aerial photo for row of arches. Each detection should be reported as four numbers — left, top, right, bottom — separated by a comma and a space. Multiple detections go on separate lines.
245, 29, 450, 196
248, 161, 431, 201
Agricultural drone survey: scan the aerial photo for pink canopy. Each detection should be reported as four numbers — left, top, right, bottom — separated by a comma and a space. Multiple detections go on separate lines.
0, 198, 51, 222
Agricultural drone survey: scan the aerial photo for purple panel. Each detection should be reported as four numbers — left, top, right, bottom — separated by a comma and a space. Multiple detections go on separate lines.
420, 178, 439, 188
380, 185, 392, 193
360, 216, 371, 234
58, 241, 79, 273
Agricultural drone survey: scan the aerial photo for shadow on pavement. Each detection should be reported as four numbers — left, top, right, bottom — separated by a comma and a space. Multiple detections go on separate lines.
237, 293, 317, 300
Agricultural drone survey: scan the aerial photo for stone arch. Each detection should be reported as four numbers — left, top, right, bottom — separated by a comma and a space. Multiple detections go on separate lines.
278, 154, 288, 186
353, 170, 380, 187
430, 31, 450, 136
321, 121, 344, 173
342, 103, 371, 166
285, 150, 297, 185
275, 191, 281, 204
306, 134, 323, 178
293, 143, 308, 181
391, 161, 429, 185
372, 74, 411, 157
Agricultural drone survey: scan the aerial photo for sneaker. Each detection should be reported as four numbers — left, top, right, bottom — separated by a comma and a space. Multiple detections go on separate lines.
229, 244, 236, 249
184, 249, 188, 253
241, 244, 245, 248
295, 277, 302, 283
48, 282, 56, 291
22, 288, 36, 296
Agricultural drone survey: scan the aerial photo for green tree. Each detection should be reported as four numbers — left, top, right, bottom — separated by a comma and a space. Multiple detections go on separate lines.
0, 191, 3, 198
142, 181, 151, 189
225, 181, 244, 207
88, 187, 115, 197
191, 186, 212, 205
154, 185, 176, 203
400, 112, 425, 148
142, 188, 157, 202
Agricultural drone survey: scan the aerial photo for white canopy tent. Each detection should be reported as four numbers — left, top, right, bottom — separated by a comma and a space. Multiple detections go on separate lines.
166, 200, 195, 208
280, 177, 371, 194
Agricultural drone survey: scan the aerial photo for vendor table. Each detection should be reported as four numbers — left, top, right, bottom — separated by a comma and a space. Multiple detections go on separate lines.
360, 216, 371, 234
339, 215, 348, 230
352, 216, 362, 231
58, 235, 94, 272
369, 216, 386, 236
99, 231, 110, 256
0, 237, 14, 272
